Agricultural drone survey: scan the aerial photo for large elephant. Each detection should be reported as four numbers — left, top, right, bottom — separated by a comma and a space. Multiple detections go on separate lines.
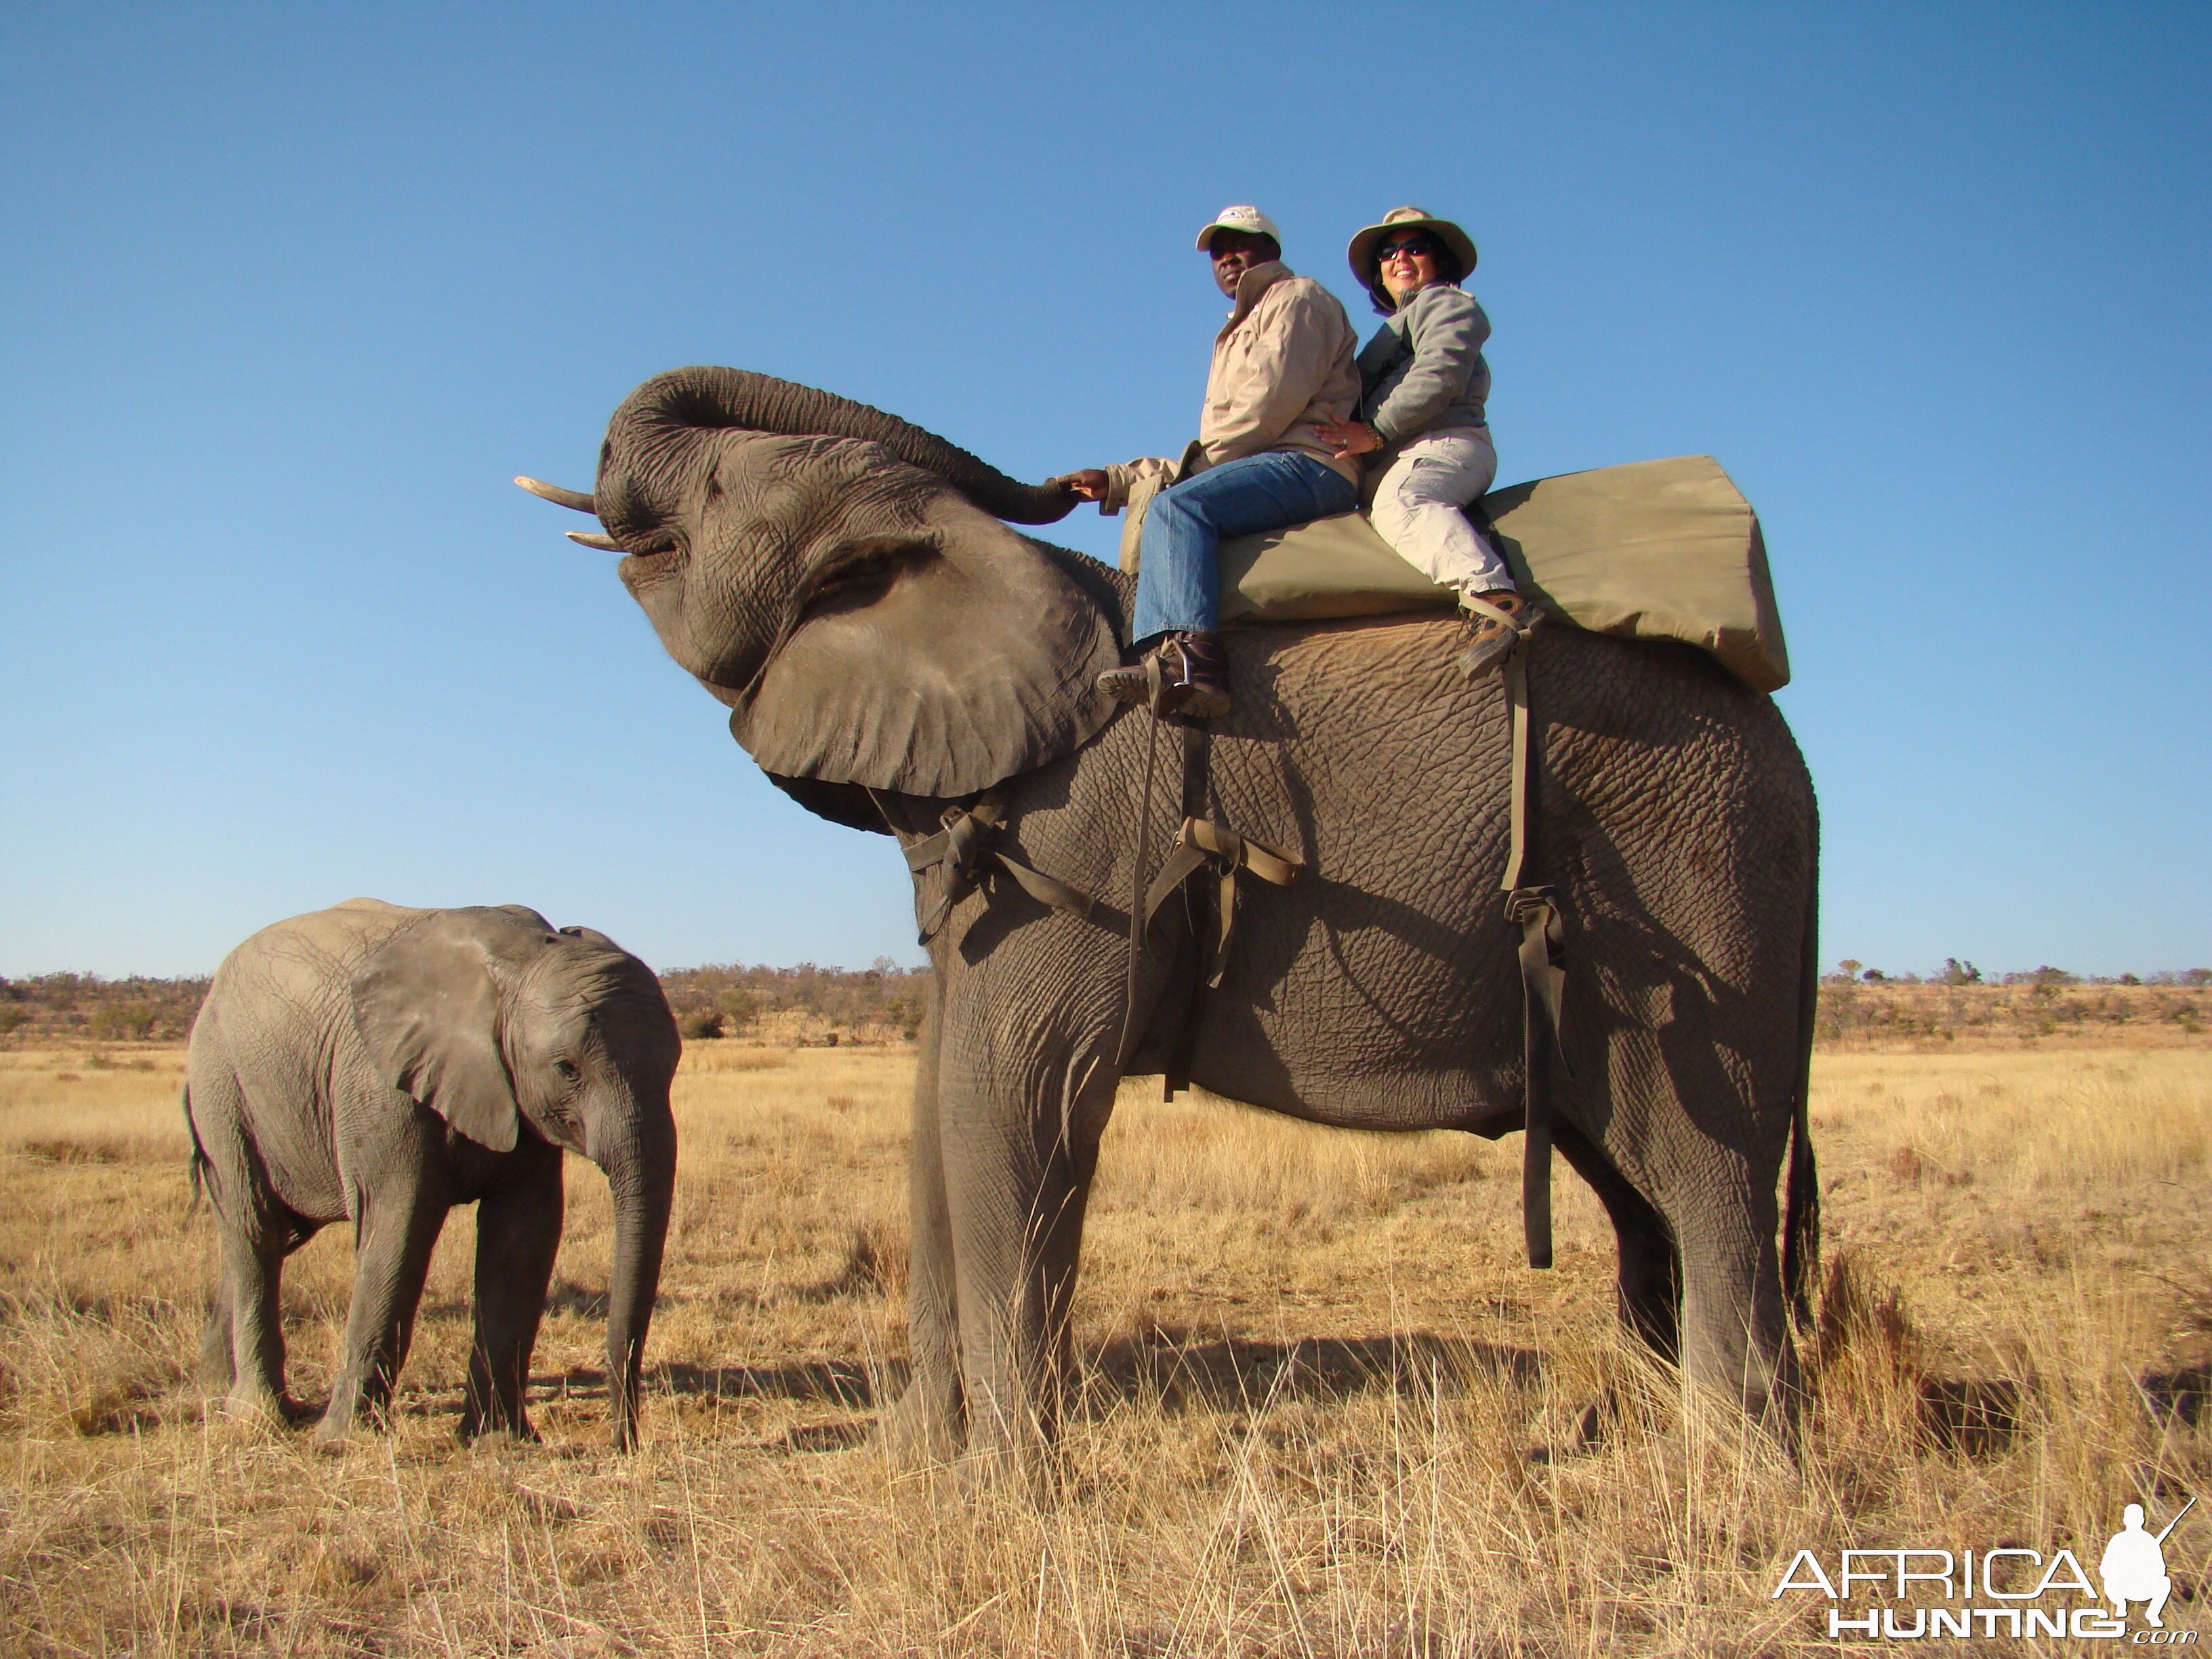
184, 900, 681, 1448
520, 367, 1818, 1464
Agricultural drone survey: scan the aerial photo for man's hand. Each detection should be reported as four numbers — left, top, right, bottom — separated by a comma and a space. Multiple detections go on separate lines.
1047, 469, 1110, 501
1313, 419, 1382, 460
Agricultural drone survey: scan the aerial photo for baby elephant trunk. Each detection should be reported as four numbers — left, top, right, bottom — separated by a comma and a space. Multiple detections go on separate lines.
595, 1109, 676, 1452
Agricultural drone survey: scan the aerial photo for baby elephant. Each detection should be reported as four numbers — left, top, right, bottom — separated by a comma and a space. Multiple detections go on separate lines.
184, 899, 680, 1448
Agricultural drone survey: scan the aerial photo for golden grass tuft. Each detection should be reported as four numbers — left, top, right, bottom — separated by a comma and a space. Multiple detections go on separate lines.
1, 1040, 2206, 1653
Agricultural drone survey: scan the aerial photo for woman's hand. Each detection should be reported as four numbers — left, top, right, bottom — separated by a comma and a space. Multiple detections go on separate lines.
1313, 419, 1382, 459
1046, 469, 1110, 501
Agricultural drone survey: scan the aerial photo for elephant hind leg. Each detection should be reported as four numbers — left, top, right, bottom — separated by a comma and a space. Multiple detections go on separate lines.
197, 1277, 236, 1391
1673, 1191, 1799, 1433
1553, 1118, 1679, 1363
184, 1057, 293, 1420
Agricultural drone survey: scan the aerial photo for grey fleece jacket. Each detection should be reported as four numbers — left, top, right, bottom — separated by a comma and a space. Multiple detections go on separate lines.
1355, 283, 1491, 445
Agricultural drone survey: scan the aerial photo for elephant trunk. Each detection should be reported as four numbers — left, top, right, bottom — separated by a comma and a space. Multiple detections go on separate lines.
596, 1109, 676, 1452
596, 366, 1078, 534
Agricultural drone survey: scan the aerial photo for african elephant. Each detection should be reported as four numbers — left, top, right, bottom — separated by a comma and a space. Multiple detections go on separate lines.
183, 899, 680, 1448
518, 367, 1818, 1465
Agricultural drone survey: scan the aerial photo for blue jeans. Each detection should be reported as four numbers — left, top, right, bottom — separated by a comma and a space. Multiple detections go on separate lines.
1130, 450, 1360, 645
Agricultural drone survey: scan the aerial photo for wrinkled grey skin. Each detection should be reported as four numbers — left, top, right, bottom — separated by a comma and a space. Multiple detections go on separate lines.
537, 369, 1818, 1469
184, 901, 680, 1449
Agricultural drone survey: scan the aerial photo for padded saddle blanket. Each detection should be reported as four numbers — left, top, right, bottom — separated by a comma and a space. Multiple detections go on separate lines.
1202, 454, 1789, 693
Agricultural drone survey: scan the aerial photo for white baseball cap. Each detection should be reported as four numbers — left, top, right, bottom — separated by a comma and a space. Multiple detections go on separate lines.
1195, 205, 1282, 251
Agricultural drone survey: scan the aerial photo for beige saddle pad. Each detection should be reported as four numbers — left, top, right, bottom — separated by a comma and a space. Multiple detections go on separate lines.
1202, 454, 1788, 693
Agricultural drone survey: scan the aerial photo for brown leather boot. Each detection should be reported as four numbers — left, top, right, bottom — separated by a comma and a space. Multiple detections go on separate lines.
1459, 590, 1543, 680
1096, 630, 1233, 720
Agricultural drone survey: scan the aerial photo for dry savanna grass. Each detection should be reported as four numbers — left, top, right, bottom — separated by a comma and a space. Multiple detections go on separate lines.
1, 1036, 2207, 1655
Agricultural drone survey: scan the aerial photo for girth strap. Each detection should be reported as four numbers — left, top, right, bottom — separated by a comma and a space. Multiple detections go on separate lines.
1143, 817, 1302, 989
905, 787, 1100, 945
1506, 885, 1568, 1269
1498, 649, 1572, 1270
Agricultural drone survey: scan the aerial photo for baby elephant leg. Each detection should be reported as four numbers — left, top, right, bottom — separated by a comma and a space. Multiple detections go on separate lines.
462, 1147, 565, 1442
186, 1065, 295, 1421
197, 1269, 236, 1391
216, 1225, 292, 1423
319, 1185, 449, 1441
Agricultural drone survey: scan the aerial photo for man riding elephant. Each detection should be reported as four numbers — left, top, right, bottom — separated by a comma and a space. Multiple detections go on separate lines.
1052, 205, 1361, 720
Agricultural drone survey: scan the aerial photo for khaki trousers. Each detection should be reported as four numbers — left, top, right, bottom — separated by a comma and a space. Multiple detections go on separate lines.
1368, 430, 1513, 598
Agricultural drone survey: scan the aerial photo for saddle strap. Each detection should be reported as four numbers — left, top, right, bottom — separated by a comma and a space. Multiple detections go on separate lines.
1506, 885, 1569, 1269
1500, 651, 1536, 895
906, 787, 1099, 945
1143, 817, 1300, 989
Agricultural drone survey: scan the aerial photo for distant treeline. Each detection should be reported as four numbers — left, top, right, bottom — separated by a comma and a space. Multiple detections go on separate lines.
655, 960, 927, 1042
1823, 958, 2211, 989
1816, 978, 2207, 1044
3, 960, 2204, 1048
0, 959, 932, 1046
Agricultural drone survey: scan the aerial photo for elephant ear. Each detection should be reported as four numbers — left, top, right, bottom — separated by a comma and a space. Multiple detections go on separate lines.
349, 909, 535, 1153
729, 499, 1124, 798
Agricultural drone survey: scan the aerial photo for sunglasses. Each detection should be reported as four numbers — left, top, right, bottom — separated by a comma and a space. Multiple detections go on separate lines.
1377, 236, 1436, 262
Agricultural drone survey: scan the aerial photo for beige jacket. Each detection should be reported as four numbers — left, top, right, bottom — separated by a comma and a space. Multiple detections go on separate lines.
1099, 261, 1361, 571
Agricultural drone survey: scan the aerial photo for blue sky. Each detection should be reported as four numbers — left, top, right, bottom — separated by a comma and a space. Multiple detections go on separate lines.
2, 3, 2205, 979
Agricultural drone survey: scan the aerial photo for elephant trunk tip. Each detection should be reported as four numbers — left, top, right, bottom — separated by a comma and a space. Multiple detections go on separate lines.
515, 476, 599, 514
990, 480, 1082, 527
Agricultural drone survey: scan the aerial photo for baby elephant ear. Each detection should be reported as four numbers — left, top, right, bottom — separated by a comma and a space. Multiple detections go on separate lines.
349, 909, 532, 1153
731, 500, 1123, 798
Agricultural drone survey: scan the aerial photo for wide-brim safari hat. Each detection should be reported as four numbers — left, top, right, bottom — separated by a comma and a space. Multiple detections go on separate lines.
1347, 205, 1479, 291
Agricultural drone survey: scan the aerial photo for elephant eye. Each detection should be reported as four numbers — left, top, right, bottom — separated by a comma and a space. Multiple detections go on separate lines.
553, 1059, 581, 1083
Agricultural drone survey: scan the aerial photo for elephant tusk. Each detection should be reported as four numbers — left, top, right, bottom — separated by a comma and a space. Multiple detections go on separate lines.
514, 476, 598, 514
565, 531, 626, 551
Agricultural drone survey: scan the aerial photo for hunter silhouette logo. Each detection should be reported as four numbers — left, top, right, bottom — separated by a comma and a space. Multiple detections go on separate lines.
1771, 1497, 2199, 1641
2102, 1499, 2193, 1631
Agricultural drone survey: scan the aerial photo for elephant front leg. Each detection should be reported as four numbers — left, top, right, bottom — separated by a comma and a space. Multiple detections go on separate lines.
940, 1048, 1118, 1475
883, 1008, 964, 1465
319, 1190, 449, 1442
461, 1153, 563, 1443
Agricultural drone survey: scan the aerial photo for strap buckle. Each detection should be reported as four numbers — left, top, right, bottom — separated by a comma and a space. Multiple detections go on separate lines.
905, 788, 1099, 945
1142, 817, 1300, 989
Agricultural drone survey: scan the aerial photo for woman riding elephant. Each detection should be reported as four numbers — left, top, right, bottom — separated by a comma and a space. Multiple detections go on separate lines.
1313, 206, 1540, 678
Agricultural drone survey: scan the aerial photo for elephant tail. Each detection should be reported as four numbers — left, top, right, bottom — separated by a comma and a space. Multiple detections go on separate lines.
1782, 827, 1821, 1332
181, 1081, 211, 1216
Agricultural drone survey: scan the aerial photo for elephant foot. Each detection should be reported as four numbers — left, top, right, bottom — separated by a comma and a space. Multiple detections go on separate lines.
878, 1381, 962, 1469
457, 1412, 540, 1448
954, 1439, 1063, 1506
196, 1346, 237, 1395
314, 1384, 392, 1445
211, 1387, 297, 1436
